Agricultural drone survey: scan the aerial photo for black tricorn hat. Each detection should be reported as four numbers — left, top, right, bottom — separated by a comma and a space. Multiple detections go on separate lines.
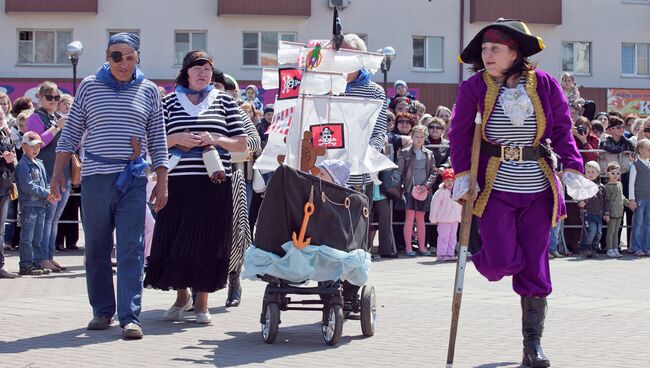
458, 18, 545, 64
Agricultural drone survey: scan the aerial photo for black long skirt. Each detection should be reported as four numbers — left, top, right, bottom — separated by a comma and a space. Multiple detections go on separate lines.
144, 175, 233, 293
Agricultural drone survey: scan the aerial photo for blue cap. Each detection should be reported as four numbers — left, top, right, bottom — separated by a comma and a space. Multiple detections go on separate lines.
317, 159, 350, 186
108, 32, 140, 51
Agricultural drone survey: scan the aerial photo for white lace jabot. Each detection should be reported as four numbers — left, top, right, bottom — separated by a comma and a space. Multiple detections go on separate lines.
498, 84, 534, 127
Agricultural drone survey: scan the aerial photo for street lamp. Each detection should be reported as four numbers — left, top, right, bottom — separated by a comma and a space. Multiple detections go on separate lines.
66, 41, 83, 96
379, 46, 396, 91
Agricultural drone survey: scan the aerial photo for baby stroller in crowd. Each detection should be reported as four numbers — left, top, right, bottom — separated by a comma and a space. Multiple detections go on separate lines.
243, 165, 376, 345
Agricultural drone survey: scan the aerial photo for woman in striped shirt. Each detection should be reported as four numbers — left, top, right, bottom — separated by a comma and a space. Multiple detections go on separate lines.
144, 51, 246, 325
451, 20, 584, 367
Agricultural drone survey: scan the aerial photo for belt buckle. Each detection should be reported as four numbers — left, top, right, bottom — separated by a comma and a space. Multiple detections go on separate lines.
500, 146, 523, 162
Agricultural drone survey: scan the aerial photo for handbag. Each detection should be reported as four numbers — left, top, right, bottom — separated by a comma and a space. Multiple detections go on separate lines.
378, 169, 403, 201
71, 154, 82, 186
252, 169, 266, 193
411, 185, 428, 202
9, 183, 18, 201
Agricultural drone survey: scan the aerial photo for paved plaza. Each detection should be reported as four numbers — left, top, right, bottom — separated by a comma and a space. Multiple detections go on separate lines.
1, 246, 649, 368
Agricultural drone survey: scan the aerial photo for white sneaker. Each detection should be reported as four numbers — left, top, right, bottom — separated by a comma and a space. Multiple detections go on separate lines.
614, 249, 623, 258
195, 311, 212, 324
163, 298, 193, 321
606, 249, 617, 258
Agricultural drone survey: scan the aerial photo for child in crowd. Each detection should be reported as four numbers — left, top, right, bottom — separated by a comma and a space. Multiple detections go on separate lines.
398, 125, 437, 257
629, 138, 650, 256
316, 159, 350, 187
242, 85, 262, 111
429, 168, 461, 261
603, 162, 631, 256
560, 72, 585, 121
14, 132, 53, 276
578, 161, 611, 258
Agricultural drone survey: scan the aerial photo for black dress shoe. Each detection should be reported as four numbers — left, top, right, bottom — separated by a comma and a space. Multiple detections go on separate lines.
56, 244, 65, 251
66, 244, 79, 250
380, 253, 399, 259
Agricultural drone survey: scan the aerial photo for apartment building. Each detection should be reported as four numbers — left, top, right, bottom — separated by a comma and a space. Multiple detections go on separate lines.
1, 0, 649, 111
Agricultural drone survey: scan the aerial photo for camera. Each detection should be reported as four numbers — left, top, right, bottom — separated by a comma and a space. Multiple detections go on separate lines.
576, 125, 587, 135
407, 103, 418, 115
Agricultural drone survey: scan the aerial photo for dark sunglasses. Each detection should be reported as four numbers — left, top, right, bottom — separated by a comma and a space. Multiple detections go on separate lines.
397, 120, 412, 124
44, 95, 61, 102
429, 125, 443, 130
108, 50, 137, 63
644, 127, 650, 133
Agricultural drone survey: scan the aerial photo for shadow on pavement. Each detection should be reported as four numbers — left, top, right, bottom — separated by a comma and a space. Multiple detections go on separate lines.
174, 322, 368, 366
0, 309, 206, 354
473, 362, 521, 368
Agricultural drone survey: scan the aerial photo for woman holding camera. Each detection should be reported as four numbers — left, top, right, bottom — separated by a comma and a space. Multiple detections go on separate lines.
572, 116, 599, 162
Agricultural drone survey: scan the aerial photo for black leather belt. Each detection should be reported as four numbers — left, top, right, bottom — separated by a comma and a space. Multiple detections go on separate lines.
481, 141, 545, 162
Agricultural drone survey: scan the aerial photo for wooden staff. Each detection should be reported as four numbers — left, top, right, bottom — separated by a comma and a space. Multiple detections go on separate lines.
446, 118, 482, 367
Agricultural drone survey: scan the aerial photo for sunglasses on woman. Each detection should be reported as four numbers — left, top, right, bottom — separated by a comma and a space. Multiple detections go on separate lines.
44, 95, 61, 102
397, 120, 412, 124
429, 125, 443, 130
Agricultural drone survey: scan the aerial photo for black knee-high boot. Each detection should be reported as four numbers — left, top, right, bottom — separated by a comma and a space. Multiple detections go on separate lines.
521, 296, 551, 367
226, 271, 242, 307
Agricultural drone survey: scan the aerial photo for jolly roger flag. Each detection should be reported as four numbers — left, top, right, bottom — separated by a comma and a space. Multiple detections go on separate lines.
277, 68, 303, 100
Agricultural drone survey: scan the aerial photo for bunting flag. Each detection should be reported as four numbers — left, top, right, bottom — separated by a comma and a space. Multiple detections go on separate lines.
278, 41, 384, 74
267, 101, 295, 135
277, 67, 303, 100
262, 68, 348, 95
254, 98, 296, 171
332, 7, 343, 50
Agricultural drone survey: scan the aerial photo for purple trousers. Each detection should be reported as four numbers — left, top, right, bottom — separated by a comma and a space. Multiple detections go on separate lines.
472, 189, 554, 298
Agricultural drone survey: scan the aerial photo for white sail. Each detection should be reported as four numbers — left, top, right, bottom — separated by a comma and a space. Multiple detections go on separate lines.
278, 41, 384, 74
283, 95, 396, 175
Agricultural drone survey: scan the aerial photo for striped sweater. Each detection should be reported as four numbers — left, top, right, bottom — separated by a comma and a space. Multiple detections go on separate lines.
56, 75, 169, 176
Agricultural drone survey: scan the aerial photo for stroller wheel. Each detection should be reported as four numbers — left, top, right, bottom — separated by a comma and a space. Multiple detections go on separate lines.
360, 285, 376, 337
322, 304, 344, 346
262, 303, 280, 344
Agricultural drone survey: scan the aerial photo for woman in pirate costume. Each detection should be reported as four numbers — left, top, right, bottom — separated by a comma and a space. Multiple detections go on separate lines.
144, 51, 246, 324
450, 19, 583, 367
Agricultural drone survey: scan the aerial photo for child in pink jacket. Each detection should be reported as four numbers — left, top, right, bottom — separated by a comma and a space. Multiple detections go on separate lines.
429, 168, 462, 261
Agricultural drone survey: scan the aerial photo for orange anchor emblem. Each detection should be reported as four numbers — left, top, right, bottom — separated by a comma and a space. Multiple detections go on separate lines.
292, 186, 315, 249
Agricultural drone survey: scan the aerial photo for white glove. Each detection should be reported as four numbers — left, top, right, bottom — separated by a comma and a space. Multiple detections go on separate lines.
563, 171, 598, 201
451, 175, 480, 201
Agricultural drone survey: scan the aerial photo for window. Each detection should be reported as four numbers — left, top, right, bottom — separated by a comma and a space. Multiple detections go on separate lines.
562, 42, 591, 75
412, 36, 443, 71
18, 30, 72, 65
243, 32, 296, 66
622, 43, 650, 77
175, 31, 207, 65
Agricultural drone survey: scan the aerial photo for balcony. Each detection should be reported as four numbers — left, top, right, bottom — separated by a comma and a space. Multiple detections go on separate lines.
470, 0, 562, 25
217, 0, 311, 17
5, 0, 98, 13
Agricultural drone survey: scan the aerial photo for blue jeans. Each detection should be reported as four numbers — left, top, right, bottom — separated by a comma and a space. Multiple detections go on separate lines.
41, 180, 71, 260
18, 205, 46, 269
632, 199, 650, 252
4, 198, 17, 244
81, 173, 146, 327
580, 213, 603, 251
549, 221, 562, 253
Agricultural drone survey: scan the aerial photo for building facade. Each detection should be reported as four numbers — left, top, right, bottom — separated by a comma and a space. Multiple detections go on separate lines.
1, 0, 649, 111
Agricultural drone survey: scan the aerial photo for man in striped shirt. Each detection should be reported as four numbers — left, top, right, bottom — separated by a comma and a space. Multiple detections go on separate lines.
50, 33, 168, 340
340, 34, 388, 199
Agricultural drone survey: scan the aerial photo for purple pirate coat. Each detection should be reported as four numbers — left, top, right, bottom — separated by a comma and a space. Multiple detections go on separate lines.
449, 69, 583, 226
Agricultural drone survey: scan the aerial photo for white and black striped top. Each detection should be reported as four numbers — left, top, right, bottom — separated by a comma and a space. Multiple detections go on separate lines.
484, 81, 549, 193
163, 90, 245, 177
344, 80, 387, 187
56, 76, 169, 176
